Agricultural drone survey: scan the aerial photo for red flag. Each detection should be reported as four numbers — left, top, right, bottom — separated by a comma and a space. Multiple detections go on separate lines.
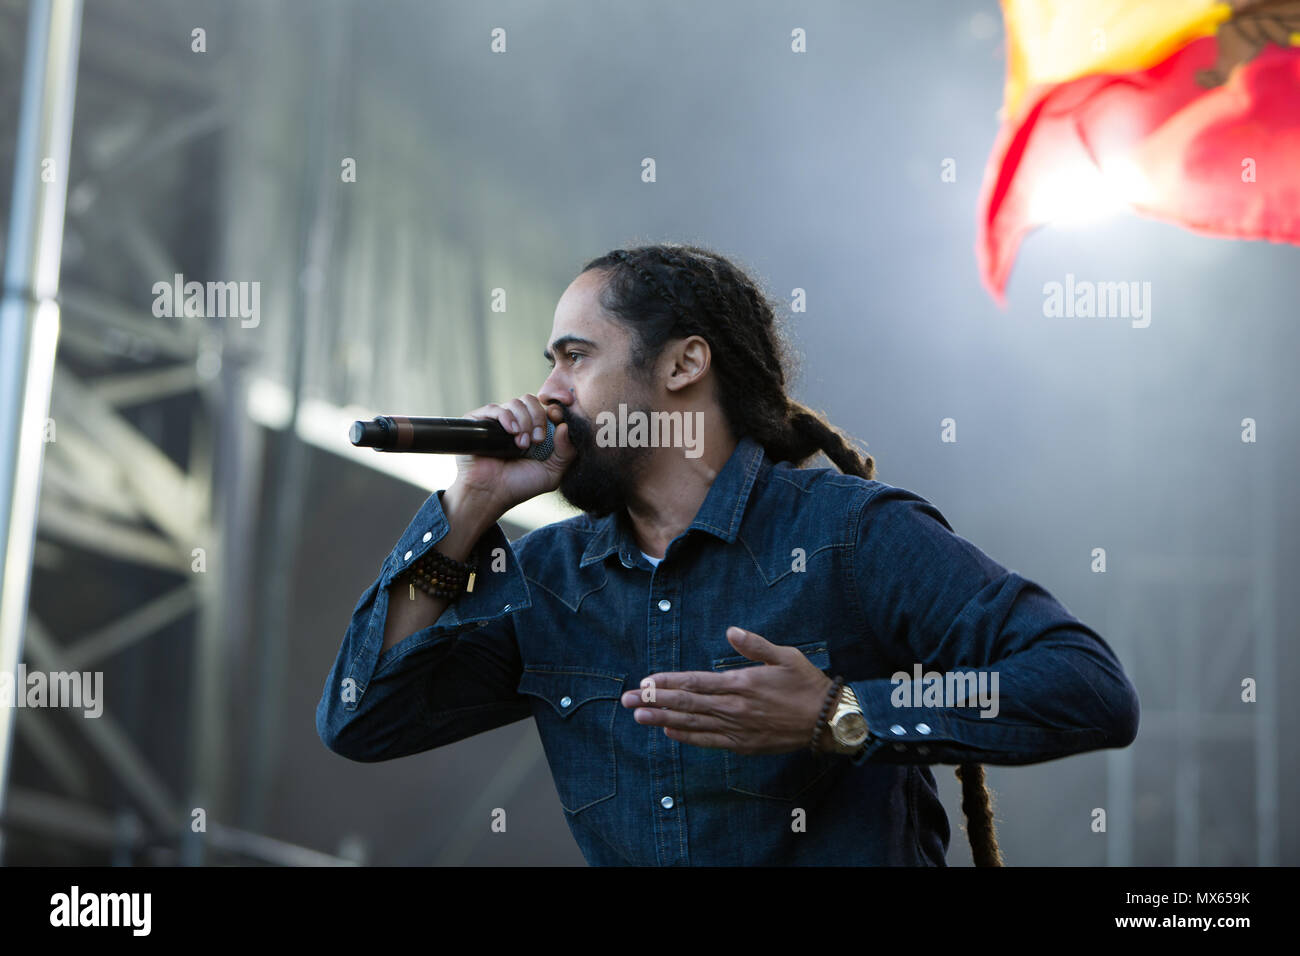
978, 8, 1300, 303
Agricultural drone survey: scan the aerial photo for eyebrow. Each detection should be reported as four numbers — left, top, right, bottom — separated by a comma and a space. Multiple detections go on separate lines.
543, 335, 599, 364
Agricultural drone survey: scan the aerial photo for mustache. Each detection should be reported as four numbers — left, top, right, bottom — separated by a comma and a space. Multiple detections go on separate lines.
558, 406, 592, 441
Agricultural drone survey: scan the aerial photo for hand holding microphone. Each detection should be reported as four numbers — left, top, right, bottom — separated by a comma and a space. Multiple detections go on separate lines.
351, 394, 575, 515
454, 395, 575, 513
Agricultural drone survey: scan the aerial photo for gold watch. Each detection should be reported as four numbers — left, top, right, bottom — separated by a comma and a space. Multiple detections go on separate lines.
827, 685, 870, 754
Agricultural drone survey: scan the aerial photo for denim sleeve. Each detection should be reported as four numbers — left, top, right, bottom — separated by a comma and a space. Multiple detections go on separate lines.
316, 489, 534, 762
843, 484, 1140, 767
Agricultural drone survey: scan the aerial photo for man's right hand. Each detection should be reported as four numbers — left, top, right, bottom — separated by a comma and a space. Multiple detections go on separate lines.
450, 394, 575, 516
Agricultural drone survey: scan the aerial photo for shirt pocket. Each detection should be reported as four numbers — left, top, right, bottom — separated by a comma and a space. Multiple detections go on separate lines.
711, 640, 838, 801
517, 666, 625, 814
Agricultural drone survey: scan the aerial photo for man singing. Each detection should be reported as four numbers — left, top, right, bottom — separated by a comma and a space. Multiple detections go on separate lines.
316, 242, 1140, 866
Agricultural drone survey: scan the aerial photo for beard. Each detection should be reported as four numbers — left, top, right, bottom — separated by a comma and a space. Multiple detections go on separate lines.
556, 402, 652, 518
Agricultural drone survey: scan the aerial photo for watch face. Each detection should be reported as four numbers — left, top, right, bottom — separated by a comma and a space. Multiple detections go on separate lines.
834, 713, 869, 746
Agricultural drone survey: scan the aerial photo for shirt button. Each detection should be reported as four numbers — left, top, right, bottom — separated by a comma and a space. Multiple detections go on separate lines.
560, 696, 572, 708
658, 599, 671, 612
889, 724, 906, 735
660, 796, 674, 809
404, 550, 413, 561
422, 531, 432, 542
916, 723, 931, 735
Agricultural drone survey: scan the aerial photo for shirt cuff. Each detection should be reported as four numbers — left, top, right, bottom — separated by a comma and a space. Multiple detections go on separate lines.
846, 677, 950, 766
380, 489, 531, 622
359, 490, 530, 681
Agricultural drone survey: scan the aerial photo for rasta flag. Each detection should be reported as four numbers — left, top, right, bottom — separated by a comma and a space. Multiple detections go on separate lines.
977, 0, 1300, 303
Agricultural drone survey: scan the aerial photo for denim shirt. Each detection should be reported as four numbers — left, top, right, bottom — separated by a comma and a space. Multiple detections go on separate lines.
316, 436, 1140, 865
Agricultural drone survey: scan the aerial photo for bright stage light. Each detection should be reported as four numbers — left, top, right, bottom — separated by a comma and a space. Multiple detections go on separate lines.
1028, 154, 1152, 227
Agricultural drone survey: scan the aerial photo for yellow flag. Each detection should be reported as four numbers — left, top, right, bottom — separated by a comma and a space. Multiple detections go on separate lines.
1002, 0, 1232, 116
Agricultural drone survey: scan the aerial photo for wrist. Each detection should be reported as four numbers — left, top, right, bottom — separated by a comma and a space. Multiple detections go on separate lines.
810, 675, 844, 754
439, 483, 503, 559
825, 683, 870, 756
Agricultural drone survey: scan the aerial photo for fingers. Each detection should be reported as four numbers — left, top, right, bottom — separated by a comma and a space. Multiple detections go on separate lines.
502, 394, 549, 448
632, 706, 730, 734
725, 627, 787, 665
621, 671, 737, 701
549, 418, 574, 464
620, 687, 740, 718
464, 402, 516, 436
468, 395, 550, 450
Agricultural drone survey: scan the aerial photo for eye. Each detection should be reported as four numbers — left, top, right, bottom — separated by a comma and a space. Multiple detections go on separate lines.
566, 351, 583, 364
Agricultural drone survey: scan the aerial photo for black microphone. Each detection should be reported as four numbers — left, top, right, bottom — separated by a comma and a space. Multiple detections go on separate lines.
349, 415, 556, 461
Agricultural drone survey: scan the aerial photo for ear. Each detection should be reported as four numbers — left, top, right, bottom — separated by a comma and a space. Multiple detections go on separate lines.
664, 336, 711, 393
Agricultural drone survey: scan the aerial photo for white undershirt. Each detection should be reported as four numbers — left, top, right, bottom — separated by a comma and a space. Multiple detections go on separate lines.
641, 551, 663, 568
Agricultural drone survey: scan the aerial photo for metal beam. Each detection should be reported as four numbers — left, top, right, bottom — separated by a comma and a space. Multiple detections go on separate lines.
40, 431, 142, 522
22, 615, 180, 833
65, 102, 225, 201
0, 787, 356, 866
13, 708, 93, 799
37, 493, 188, 573
49, 364, 205, 548
0, 0, 83, 863
205, 823, 358, 867
89, 363, 203, 408
63, 583, 196, 669
60, 286, 203, 359
0, 787, 147, 854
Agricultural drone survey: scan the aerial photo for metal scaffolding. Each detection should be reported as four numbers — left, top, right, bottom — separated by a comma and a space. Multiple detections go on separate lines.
0, 0, 354, 866
0, 0, 82, 861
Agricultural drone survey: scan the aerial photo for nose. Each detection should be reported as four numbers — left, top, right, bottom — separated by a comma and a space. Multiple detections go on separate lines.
538, 370, 572, 408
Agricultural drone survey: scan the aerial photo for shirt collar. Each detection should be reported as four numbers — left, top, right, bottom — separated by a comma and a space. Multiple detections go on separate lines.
578, 435, 768, 568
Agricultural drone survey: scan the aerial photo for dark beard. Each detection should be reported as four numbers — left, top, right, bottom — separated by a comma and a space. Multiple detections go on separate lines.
557, 404, 651, 518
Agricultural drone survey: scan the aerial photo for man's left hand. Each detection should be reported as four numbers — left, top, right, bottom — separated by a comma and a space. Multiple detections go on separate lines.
620, 627, 835, 755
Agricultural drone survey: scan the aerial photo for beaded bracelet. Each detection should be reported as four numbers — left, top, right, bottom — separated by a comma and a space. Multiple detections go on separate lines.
810, 674, 845, 753
401, 548, 478, 601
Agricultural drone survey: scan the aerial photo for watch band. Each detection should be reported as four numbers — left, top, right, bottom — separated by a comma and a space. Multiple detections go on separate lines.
828, 684, 870, 754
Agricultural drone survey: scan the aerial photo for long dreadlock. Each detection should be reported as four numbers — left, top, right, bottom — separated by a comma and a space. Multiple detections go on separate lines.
580, 241, 1004, 867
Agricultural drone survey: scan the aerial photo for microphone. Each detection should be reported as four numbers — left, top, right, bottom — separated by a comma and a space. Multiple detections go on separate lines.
349, 415, 556, 461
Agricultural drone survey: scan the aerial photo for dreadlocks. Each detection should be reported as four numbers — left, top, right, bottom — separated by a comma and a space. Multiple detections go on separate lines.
579, 241, 1004, 867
